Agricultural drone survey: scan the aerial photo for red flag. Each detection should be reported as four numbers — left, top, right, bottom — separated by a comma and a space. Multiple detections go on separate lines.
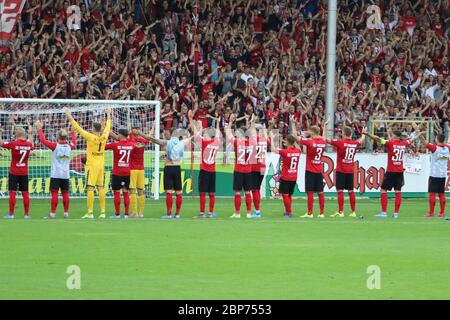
0, 0, 26, 41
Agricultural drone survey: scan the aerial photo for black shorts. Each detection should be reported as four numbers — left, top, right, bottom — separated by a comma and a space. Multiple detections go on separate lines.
305, 171, 324, 192
251, 171, 264, 190
164, 166, 182, 191
335, 172, 354, 190
8, 173, 28, 192
279, 179, 297, 195
428, 177, 446, 193
381, 172, 404, 191
50, 178, 70, 192
111, 175, 130, 190
198, 170, 216, 193
233, 172, 252, 191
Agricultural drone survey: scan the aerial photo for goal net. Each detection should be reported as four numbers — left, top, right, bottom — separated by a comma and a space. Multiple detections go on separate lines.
368, 116, 434, 153
0, 98, 161, 199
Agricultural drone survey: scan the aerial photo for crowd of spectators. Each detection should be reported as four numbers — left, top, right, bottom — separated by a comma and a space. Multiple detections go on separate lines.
0, 0, 449, 149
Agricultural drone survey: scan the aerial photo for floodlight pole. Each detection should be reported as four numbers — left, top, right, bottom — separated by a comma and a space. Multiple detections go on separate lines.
325, 0, 337, 146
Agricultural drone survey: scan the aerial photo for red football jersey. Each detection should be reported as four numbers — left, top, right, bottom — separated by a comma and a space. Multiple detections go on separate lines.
330, 138, 361, 174
1, 139, 34, 176
232, 138, 252, 173
385, 140, 411, 173
195, 108, 209, 128
200, 138, 220, 172
106, 140, 135, 176
163, 112, 175, 130
127, 134, 148, 170
402, 16, 416, 32
299, 137, 326, 173
279, 147, 301, 181
251, 137, 270, 173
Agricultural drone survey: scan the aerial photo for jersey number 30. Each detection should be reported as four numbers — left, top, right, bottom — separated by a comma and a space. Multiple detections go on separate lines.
392, 148, 405, 161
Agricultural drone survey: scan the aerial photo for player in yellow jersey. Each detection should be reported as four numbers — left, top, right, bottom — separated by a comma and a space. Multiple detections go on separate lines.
110, 126, 150, 218
64, 107, 112, 219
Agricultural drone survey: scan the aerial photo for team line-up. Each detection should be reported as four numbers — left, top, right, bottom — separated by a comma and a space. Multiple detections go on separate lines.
0, 108, 449, 220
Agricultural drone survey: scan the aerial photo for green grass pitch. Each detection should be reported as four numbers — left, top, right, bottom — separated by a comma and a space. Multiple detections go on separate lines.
0, 197, 449, 300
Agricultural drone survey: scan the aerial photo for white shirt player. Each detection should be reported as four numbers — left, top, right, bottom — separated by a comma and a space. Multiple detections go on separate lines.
427, 143, 450, 178
166, 137, 184, 161
38, 129, 75, 180
51, 143, 72, 179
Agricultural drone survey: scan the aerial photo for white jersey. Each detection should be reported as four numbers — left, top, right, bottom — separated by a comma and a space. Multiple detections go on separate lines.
51, 143, 72, 179
428, 144, 449, 178
166, 137, 184, 161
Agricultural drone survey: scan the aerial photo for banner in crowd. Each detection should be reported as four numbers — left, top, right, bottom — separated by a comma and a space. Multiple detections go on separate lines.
0, 151, 447, 198
0, 0, 26, 41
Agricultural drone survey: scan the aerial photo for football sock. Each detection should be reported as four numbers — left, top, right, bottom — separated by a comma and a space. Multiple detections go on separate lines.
123, 192, 130, 215
318, 192, 325, 214
87, 189, 94, 214
62, 191, 70, 212
307, 192, 314, 214
130, 193, 138, 214
394, 191, 402, 213
51, 191, 59, 213
166, 192, 173, 215
9, 191, 16, 215
337, 190, 344, 212
22, 191, 30, 215
175, 193, 182, 214
439, 193, 446, 214
138, 194, 145, 214
348, 190, 356, 212
245, 191, 252, 213
282, 194, 292, 214
113, 191, 121, 214
234, 192, 241, 214
199, 192, 206, 213
252, 190, 261, 211
209, 193, 215, 213
380, 192, 388, 213
429, 193, 436, 214
98, 189, 106, 213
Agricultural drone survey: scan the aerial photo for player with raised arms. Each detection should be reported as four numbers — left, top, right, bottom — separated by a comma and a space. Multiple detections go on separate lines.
225, 115, 254, 219
191, 114, 221, 218
271, 134, 301, 218
327, 126, 366, 218
64, 107, 111, 219
110, 126, 150, 218
364, 127, 422, 218
0, 126, 34, 219
106, 129, 135, 219
424, 134, 449, 218
140, 127, 193, 219
292, 121, 327, 218
248, 121, 270, 218
36, 120, 76, 219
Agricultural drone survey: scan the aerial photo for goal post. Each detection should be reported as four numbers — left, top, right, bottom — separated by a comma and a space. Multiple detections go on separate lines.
0, 98, 161, 200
